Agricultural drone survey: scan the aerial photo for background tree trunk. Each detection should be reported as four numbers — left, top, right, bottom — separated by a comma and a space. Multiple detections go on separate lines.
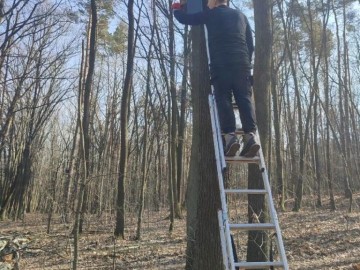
115, 0, 135, 238
270, 31, 285, 210
72, 1, 97, 269
177, 25, 189, 210
135, 24, 154, 240
168, 0, 181, 220
322, 5, 336, 209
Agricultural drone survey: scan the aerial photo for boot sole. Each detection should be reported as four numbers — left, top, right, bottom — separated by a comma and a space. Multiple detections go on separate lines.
225, 143, 240, 157
242, 144, 260, 158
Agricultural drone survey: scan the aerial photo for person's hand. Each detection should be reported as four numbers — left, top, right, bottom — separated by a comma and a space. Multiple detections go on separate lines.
207, 0, 216, 9
171, 2, 182, 10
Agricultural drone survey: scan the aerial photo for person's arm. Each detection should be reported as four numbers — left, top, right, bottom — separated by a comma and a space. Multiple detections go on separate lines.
245, 19, 254, 63
173, 9, 209, 25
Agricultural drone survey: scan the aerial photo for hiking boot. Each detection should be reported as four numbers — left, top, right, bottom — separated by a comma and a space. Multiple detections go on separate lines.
240, 132, 260, 157
224, 133, 240, 156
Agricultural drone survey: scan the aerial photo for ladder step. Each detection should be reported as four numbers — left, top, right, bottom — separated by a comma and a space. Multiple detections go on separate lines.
225, 189, 267, 195
225, 156, 260, 163
223, 128, 244, 135
229, 223, 275, 231
234, 261, 284, 268
235, 128, 244, 135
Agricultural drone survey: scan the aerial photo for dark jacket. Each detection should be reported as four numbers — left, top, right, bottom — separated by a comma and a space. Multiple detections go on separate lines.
174, 5, 254, 72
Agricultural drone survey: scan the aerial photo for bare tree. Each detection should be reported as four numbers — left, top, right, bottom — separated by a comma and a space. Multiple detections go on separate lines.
0, 2, 73, 219
72, 0, 97, 268
135, 5, 155, 239
115, 0, 135, 238
177, 24, 190, 210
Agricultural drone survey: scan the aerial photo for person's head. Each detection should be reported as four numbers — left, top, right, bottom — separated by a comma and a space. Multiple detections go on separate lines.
207, 0, 227, 9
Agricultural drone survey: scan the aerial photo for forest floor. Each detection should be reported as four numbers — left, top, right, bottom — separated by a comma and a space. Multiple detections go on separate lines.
1, 194, 360, 270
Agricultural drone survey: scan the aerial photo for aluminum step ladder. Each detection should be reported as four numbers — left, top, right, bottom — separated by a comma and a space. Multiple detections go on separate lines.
208, 94, 289, 270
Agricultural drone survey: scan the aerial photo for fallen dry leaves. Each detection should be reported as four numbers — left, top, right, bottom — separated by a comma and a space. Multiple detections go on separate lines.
0, 194, 360, 269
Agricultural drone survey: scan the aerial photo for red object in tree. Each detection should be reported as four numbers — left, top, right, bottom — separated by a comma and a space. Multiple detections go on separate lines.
171, 2, 182, 10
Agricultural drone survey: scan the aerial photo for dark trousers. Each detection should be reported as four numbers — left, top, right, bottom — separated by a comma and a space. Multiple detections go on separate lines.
212, 66, 257, 134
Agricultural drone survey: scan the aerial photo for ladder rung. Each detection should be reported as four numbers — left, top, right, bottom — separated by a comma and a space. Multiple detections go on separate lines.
234, 261, 284, 268
229, 223, 275, 231
225, 189, 267, 195
225, 156, 260, 163
223, 128, 244, 135
235, 128, 244, 135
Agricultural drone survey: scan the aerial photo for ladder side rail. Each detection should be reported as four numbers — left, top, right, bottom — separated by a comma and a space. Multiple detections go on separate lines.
209, 95, 226, 170
256, 135, 289, 269
204, 21, 226, 171
209, 95, 236, 270
218, 210, 230, 270
212, 94, 227, 170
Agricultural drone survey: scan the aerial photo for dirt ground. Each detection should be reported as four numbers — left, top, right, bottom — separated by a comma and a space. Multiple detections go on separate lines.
1, 194, 360, 270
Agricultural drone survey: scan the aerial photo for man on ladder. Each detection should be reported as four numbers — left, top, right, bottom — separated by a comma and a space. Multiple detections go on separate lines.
172, 0, 260, 157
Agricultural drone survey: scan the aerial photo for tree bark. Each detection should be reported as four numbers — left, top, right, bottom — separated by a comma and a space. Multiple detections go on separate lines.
177, 25, 189, 209
185, 11, 222, 269
332, 0, 352, 210
276, 0, 304, 212
135, 23, 154, 240
271, 66, 285, 211
72, 1, 97, 269
168, 0, 181, 220
246, 1, 272, 266
115, 0, 135, 238
323, 13, 336, 210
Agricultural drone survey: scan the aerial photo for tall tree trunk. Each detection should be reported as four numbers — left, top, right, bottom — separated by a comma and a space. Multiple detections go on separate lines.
271, 64, 285, 211
115, 0, 135, 238
185, 9, 222, 269
135, 89, 149, 240
63, 41, 87, 221
135, 24, 154, 240
72, 1, 97, 269
276, 0, 304, 211
177, 25, 189, 208
323, 17, 336, 210
168, 0, 181, 220
284, 74, 297, 199
313, 93, 322, 207
0, 0, 3, 21
62, 119, 79, 223
305, 1, 322, 208
167, 88, 175, 231
341, 0, 353, 209
270, 9, 286, 210
246, 1, 271, 266
47, 134, 63, 234
332, 0, 352, 208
